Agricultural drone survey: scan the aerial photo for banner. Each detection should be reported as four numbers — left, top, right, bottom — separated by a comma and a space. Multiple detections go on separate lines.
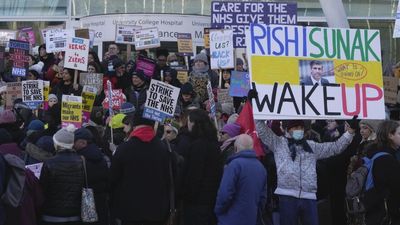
43, 81, 50, 110
143, 79, 180, 122
383, 76, 398, 105
17, 27, 36, 45
45, 28, 74, 53
212, 1, 297, 47
210, 29, 234, 70
61, 95, 82, 128
246, 24, 384, 119
22, 80, 44, 109
176, 70, 188, 84
115, 25, 141, 44
9, 39, 29, 77
229, 71, 250, 97
102, 89, 125, 110
135, 55, 156, 78
82, 85, 97, 123
64, 37, 90, 71
79, 73, 103, 93
177, 33, 193, 56
134, 27, 160, 50
5, 82, 21, 110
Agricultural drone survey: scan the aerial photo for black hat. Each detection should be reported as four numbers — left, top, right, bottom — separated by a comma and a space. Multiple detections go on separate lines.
181, 82, 194, 95
156, 48, 169, 58
131, 70, 146, 81
132, 110, 155, 127
113, 58, 124, 70
74, 128, 93, 141
286, 120, 305, 130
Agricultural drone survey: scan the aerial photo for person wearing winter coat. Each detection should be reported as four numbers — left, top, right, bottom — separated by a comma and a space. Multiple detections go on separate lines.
110, 111, 171, 225
74, 128, 109, 225
255, 119, 355, 225
124, 70, 148, 111
215, 134, 267, 225
363, 120, 400, 225
24, 136, 55, 165
50, 68, 82, 100
219, 122, 242, 164
40, 125, 84, 225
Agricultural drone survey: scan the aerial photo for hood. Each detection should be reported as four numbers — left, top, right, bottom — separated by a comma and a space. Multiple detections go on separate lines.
78, 143, 103, 162
130, 126, 155, 142
226, 149, 257, 164
0, 143, 23, 158
25, 143, 54, 162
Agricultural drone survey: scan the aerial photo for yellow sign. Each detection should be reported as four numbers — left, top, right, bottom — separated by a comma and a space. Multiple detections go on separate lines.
61, 95, 82, 128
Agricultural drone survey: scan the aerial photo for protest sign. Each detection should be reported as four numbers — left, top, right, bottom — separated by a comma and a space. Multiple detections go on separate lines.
134, 27, 160, 50
210, 29, 234, 70
115, 25, 141, 44
143, 79, 180, 122
217, 89, 233, 104
229, 71, 250, 97
79, 73, 103, 93
25, 163, 43, 179
18, 27, 36, 45
135, 55, 156, 78
64, 37, 90, 71
204, 28, 210, 49
22, 80, 44, 109
246, 24, 384, 119
177, 33, 193, 56
383, 76, 398, 105
9, 39, 29, 77
0, 30, 17, 48
43, 81, 50, 110
207, 81, 216, 118
61, 95, 82, 128
45, 28, 74, 52
394, 0, 400, 38
176, 70, 188, 84
5, 82, 21, 110
82, 85, 97, 123
75, 29, 89, 39
40, 25, 64, 44
212, 1, 297, 47
102, 89, 125, 110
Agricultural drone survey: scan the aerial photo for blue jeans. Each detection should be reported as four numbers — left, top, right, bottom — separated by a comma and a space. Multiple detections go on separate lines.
278, 195, 318, 225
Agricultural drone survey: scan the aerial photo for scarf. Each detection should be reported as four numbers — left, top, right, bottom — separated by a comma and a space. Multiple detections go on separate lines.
287, 138, 313, 161
130, 126, 155, 142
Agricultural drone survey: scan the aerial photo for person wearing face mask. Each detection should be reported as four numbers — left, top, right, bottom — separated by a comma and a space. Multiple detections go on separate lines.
255, 119, 356, 225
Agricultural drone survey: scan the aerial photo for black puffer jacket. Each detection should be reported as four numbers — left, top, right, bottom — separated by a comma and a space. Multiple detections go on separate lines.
124, 84, 148, 111
40, 149, 84, 217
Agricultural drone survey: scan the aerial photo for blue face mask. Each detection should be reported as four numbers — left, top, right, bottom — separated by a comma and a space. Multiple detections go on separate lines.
291, 130, 304, 140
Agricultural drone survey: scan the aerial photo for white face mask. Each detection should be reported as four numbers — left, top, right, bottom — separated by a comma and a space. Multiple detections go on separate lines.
291, 130, 304, 140
169, 61, 179, 66
108, 62, 114, 72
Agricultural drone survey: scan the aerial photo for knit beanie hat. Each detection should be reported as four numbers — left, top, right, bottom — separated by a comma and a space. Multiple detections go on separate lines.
286, 120, 305, 130
110, 113, 126, 129
74, 128, 93, 141
236, 58, 244, 66
48, 94, 58, 103
359, 120, 381, 133
194, 52, 208, 65
131, 70, 146, 81
27, 120, 45, 132
120, 102, 136, 115
53, 124, 76, 149
227, 113, 239, 124
222, 123, 241, 138
113, 58, 124, 70
36, 136, 55, 154
181, 82, 195, 95
0, 128, 13, 145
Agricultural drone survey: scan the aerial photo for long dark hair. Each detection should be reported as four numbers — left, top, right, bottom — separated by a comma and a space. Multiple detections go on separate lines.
188, 109, 217, 141
376, 120, 399, 149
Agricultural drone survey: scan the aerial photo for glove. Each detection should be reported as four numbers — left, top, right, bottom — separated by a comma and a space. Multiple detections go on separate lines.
247, 88, 258, 100
346, 115, 359, 130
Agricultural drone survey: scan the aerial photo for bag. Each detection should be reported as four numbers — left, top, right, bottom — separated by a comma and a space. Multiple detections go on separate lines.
345, 152, 389, 223
80, 156, 98, 222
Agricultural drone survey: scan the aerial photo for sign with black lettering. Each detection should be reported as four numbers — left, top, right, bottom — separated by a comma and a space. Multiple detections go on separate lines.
22, 80, 44, 109
64, 37, 89, 71
9, 39, 29, 77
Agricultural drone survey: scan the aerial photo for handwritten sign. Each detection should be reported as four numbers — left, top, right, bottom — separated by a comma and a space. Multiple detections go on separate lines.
79, 73, 103, 93
210, 30, 234, 70
64, 37, 89, 71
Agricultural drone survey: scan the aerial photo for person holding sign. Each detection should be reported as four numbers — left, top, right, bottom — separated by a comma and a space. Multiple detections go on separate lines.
51, 68, 82, 101
300, 60, 330, 86
125, 70, 148, 111
38, 44, 57, 83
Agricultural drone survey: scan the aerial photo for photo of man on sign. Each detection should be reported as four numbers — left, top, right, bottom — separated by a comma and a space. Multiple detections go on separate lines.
299, 60, 334, 86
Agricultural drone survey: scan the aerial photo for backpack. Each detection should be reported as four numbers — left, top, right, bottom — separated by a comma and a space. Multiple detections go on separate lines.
345, 152, 389, 222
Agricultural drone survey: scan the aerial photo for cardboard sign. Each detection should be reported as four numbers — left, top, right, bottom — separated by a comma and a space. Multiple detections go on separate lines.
143, 79, 180, 122
75, 29, 89, 39
45, 28, 74, 53
207, 81, 216, 118
176, 70, 188, 84
61, 95, 82, 129
25, 163, 43, 179
115, 25, 141, 44
134, 27, 160, 50
43, 81, 50, 110
22, 80, 44, 109
0, 30, 17, 48
9, 39, 29, 77
79, 73, 103, 93
64, 37, 90, 71
18, 27, 36, 45
102, 89, 125, 110
204, 28, 210, 49
82, 85, 97, 123
229, 71, 250, 97
210, 29, 234, 69
217, 88, 233, 104
246, 24, 384, 119
135, 55, 156, 78
383, 76, 398, 104
211, 1, 297, 47
177, 33, 193, 56
5, 82, 21, 110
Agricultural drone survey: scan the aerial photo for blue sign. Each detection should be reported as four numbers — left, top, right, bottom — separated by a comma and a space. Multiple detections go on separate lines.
143, 107, 170, 122
229, 71, 250, 97
211, 1, 297, 48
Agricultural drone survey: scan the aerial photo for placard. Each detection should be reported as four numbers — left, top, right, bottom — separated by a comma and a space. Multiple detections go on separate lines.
211, 1, 297, 47
25, 163, 43, 179
207, 81, 216, 118
43, 81, 50, 110
246, 24, 384, 119
210, 29, 234, 69
45, 28, 74, 53
217, 88, 234, 104
82, 85, 97, 123
229, 71, 250, 97
61, 95, 82, 129
143, 79, 180, 122
177, 33, 193, 56
0, 30, 17, 47
176, 70, 188, 84
5, 82, 21, 110
102, 89, 125, 110
383, 76, 398, 104
134, 27, 160, 50
115, 25, 141, 44
204, 28, 210, 49
9, 39, 30, 77
64, 37, 90, 71
22, 80, 44, 109
135, 55, 156, 78
79, 73, 103, 93
18, 27, 36, 45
